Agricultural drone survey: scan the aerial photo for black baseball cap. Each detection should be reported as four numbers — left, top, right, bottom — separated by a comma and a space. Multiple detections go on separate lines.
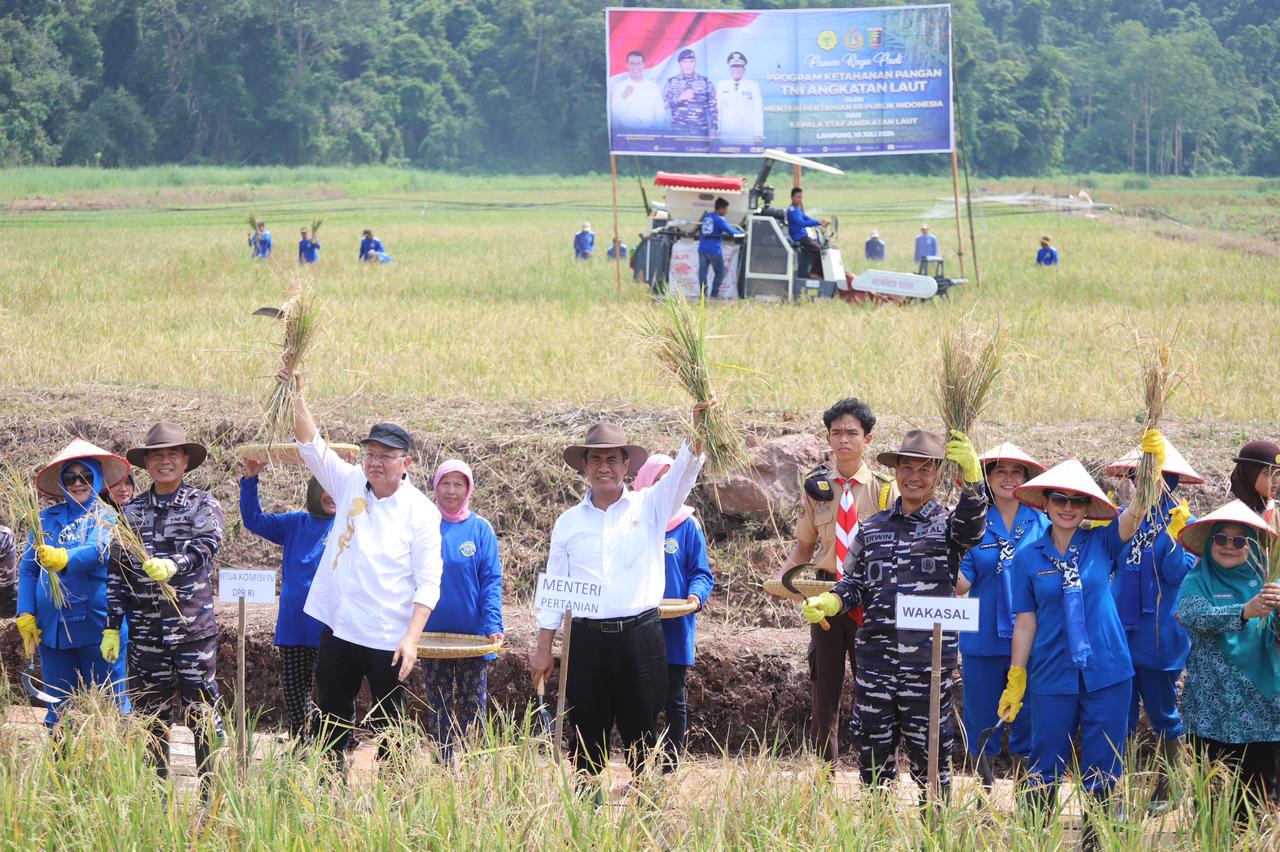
727, 51, 747, 66
359, 423, 413, 453
678, 48, 696, 61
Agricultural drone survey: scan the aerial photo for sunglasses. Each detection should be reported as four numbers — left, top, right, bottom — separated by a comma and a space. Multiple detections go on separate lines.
1212, 533, 1249, 550
1045, 492, 1091, 508
60, 471, 93, 487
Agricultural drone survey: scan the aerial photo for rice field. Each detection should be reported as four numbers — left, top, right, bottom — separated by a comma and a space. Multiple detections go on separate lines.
0, 167, 1276, 425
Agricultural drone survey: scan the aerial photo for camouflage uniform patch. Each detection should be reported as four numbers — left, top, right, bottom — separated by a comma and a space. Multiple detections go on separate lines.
663, 73, 717, 135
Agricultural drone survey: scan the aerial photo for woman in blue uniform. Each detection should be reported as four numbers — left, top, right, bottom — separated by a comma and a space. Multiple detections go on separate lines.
1104, 438, 1202, 814
15, 440, 132, 728
635, 453, 714, 769
998, 436, 1180, 844
423, 459, 504, 761
955, 442, 1048, 790
240, 458, 335, 741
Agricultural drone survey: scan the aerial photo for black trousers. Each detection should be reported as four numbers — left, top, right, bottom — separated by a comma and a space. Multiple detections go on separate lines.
1189, 735, 1280, 823
565, 610, 667, 774
314, 628, 406, 758
664, 664, 689, 765
796, 236, 822, 278
808, 614, 858, 762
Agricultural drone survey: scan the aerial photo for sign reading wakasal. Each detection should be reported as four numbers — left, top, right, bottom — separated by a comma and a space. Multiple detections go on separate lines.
895, 594, 979, 632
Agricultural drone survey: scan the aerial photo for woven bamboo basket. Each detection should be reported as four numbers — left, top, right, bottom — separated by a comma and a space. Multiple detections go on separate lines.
763, 576, 836, 602
417, 631, 501, 659
659, 597, 698, 619
236, 442, 360, 466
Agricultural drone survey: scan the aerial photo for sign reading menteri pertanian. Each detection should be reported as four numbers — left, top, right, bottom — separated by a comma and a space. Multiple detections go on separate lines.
534, 573, 606, 616
895, 594, 978, 632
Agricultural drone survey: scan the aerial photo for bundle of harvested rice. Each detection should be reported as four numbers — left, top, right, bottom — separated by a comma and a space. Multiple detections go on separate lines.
310, 217, 324, 237
263, 280, 321, 443
1249, 517, 1280, 584
932, 318, 1004, 480
94, 493, 187, 624
0, 464, 61, 607
634, 294, 747, 477
1131, 330, 1182, 518
247, 211, 259, 231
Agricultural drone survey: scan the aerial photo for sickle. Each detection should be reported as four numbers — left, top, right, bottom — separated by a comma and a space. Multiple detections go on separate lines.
975, 719, 1005, 760
781, 562, 830, 631
22, 661, 60, 704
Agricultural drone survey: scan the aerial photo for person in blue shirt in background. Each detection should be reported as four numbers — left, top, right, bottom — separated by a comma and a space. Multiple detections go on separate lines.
864, 229, 885, 261
634, 453, 714, 770
1036, 236, 1059, 267
239, 457, 335, 742
914, 223, 938, 271
574, 222, 595, 260
954, 442, 1049, 791
786, 187, 828, 279
359, 228, 393, 263
249, 221, 272, 259
1104, 437, 1201, 815
16, 441, 132, 729
423, 459, 504, 762
698, 197, 743, 298
298, 227, 320, 264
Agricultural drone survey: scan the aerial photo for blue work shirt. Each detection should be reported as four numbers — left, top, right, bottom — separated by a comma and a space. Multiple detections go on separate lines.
1036, 246, 1059, 266
865, 237, 885, 260
959, 503, 1049, 657
424, 514, 504, 661
358, 237, 384, 261
1011, 523, 1134, 696
660, 515, 714, 666
298, 239, 320, 263
786, 205, 819, 242
1110, 502, 1195, 671
573, 231, 595, 259
250, 231, 272, 259
914, 233, 938, 261
698, 212, 742, 257
239, 477, 330, 648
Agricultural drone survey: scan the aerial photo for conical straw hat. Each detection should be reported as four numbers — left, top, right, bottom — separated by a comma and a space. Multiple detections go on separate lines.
1014, 459, 1117, 521
35, 439, 130, 499
1104, 437, 1203, 485
979, 442, 1046, 475
1178, 499, 1274, 557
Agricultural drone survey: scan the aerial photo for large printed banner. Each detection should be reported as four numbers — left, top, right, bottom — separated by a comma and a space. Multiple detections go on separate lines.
606, 5, 953, 158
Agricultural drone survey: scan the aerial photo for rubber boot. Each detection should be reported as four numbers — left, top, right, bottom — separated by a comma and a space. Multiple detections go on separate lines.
1017, 781, 1059, 828
1010, 753, 1027, 783
1147, 736, 1181, 816
976, 753, 994, 792
194, 736, 214, 804
148, 730, 171, 782
1079, 790, 1111, 852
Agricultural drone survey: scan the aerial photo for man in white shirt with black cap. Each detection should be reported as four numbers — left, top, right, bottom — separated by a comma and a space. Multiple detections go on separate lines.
531, 404, 710, 780
281, 368, 443, 767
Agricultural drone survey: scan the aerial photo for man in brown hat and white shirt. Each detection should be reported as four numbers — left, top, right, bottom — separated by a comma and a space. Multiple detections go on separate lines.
530, 406, 710, 780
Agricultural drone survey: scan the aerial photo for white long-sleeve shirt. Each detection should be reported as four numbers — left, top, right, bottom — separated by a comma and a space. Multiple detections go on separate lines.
297, 433, 443, 651
538, 442, 705, 630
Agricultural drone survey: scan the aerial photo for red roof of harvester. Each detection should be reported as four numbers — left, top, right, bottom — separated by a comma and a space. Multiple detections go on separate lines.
654, 172, 745, 192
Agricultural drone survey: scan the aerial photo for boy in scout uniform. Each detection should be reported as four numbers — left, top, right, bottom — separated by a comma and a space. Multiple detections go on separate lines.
778, 397, 895, 762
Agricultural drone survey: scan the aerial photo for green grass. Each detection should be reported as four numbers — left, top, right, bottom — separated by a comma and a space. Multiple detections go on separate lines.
0, 167, 1276, 426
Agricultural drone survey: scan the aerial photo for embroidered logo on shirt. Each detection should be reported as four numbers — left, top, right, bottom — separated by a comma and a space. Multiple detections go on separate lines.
664, 538, 679, 555
330, 498, 367, 572
459, 541, 476, 557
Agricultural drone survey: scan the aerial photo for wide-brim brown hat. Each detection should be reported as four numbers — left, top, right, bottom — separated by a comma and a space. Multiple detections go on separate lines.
1178, 499, 1274, 557
126, 422, 207, 471
563, 422, 648, 475
876, 429, 945, 468
36, 439, 131, 499
1105, 437, 1204, 485
1014, 459, 1117, 521
980, 441, 1046, 476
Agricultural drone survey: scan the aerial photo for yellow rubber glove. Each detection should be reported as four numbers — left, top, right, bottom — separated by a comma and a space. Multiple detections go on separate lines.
1090, 491, 1116, 528
945, 430, 983, 483
1166, 500, 1191, 543
801, 592, 841, 624
100, 629, 120, 664
1141, 428, 1167, 470
16, 613, 40, 657
142, 558, 177, 583
998, 666, 1027, 723
35, 545, 68, 573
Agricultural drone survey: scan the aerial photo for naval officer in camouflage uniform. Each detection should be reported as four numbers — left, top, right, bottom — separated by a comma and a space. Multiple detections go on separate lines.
663, 49, 717, 137
103, 422, 225, 785
803, 429, 986, 798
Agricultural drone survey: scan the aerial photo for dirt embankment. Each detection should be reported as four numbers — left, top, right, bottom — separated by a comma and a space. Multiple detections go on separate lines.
0, 385, 1268, 754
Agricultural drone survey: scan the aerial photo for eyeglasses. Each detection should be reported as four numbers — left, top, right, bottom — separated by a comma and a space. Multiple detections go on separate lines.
1212, 533, 1249, 550
1046, 492, 1092, 508
60, 471, 93, 486
362, 450, 406, 465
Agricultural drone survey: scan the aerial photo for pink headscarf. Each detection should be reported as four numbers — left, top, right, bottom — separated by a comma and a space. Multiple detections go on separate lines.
432, 459, 474, 523
634, 453, 695, 532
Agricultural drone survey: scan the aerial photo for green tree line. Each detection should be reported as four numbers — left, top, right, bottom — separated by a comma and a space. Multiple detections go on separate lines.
1, 0, 1278, 176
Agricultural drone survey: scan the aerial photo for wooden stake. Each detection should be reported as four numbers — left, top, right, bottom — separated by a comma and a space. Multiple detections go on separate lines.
610, 154, 622, 296
237, 595, 248, 773
949, 149, 966, 280
927, 620, 943, 802
553, 608, 573, 754
793, 163, 801, 189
